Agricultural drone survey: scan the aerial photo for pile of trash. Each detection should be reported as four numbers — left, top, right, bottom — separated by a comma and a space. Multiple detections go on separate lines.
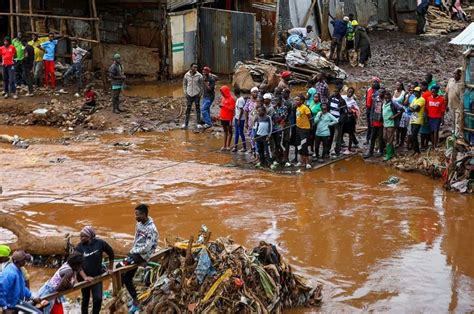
107, 226, 323, 313
389, 149, 446, 178
286, 49, 347, 80
426, 6, 468, 35
232, 62, 280, 92
444, 136, 473, 193
0, 134, 30, 149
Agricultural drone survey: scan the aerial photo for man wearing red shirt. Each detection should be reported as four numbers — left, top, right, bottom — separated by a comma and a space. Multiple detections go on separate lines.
0, 37, 18, 99
365, 77, 381, 144
426, 85, 445, 149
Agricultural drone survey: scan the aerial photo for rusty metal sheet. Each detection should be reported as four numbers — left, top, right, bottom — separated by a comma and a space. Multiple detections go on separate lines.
200, 8, 255, 74
92, 43, 160, 77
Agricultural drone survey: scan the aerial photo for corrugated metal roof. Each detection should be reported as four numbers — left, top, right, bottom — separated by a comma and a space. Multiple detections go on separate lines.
167, 0, 214, 11
450, 23, 474, 46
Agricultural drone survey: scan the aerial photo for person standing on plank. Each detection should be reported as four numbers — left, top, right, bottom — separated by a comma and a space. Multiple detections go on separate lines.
109, 53, 126, 113
75, 226, 114, 314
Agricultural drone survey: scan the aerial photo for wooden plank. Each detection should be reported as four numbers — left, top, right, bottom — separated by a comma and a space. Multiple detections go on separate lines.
15, 0, 20, 36
311, 152, 357, 170
40, 248, 171, 301
0, 12, 99, 21
9, 0, 14, 38
28, 0, 34, 33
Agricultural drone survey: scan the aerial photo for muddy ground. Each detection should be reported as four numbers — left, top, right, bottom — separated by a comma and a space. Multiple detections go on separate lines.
342, 30, 463, 86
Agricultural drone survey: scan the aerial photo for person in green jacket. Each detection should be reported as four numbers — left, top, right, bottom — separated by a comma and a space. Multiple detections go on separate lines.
314, 102, 338, 162
11, 32, 25, 86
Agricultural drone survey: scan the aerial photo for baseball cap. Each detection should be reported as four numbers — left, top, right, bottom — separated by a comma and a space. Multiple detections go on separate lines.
0, 245, 11, 257
11, 250, 32, 262
263, 93, 273, 100
251, 87, 259, 93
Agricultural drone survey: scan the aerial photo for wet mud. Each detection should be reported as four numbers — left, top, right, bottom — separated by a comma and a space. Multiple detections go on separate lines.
1, 127, 473, 312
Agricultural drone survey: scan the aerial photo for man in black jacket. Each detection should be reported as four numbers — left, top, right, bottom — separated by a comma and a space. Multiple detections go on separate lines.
75, 226, 114, 314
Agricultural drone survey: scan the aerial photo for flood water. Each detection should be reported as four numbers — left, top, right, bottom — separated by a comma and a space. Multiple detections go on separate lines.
1, 127, 473, 312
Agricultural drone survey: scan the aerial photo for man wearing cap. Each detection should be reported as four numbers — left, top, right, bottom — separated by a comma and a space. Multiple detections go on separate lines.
278, 71, 292, 90
426, 85, 446, 149
75, 226, 114, 314
409, 86, 426, 155
0, 250, 39, 311
109, 53, 126, 113
182, 63, 204, 129
201, 66, 216, 128
0, 245, 11, 273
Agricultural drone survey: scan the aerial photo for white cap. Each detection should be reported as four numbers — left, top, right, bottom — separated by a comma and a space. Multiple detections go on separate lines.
263, 93, 273, 100
251, 87, 259, 93
343, 16, 350, 21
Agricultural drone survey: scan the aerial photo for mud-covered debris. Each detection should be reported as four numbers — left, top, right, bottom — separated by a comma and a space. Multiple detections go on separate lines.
106, 227, 323, 313
380, 176, 400, 185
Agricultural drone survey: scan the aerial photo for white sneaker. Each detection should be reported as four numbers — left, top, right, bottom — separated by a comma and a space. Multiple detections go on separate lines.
2, 91, 6, 96
196, 124, 203, 129
358, 63, 365, 68
272, 161, 278, 166
4, 93, 8, 99
25, 93, 34, 97
285, 162, 292, 167
181, 124, 188, 129
305, 164, 312, 169
12, 94, 18, 99
295, 162, 303, 167
74, 93, 80, 97
58, 88, 68, 94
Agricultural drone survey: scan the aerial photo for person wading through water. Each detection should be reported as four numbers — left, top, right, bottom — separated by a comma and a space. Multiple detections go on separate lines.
75, 226, 114, 314
109, 53, 126, 113
119, 204, 158, 313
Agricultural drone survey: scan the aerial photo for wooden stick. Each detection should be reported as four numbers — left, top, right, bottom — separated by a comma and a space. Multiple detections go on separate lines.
0, 12, 99, 21
28, 0, 34, 33
26, 32, 100, 43
15, 0, 20, 36
9, 0, 14, 38
302, 0, 317, 26
90, 0, 100, 41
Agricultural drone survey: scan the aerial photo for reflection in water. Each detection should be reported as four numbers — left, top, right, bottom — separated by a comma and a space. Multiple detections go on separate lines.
0, 129, 473, 312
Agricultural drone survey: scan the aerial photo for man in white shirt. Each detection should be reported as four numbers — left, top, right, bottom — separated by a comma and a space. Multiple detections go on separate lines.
288, 25, 313, 39
61, 39, 89, 96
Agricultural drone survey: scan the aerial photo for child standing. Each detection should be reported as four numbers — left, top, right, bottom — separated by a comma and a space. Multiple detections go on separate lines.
382, 91, 403, 161
232, 88, 247, 152
219, 86, 235, 151
254, 106, 273, 167
314, 103, 338, 162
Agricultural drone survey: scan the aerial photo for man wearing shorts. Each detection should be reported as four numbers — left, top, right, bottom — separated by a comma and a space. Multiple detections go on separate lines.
426, 85, 445, 149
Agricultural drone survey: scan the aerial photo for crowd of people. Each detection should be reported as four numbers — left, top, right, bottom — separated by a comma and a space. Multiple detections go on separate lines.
0, 204, 158, 314
181, 63, 463, 170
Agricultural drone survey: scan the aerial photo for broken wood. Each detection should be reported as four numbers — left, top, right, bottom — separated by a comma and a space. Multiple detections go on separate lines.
9, 0, 14, 38
0, 12, 100, 21
0, 214, 130, 256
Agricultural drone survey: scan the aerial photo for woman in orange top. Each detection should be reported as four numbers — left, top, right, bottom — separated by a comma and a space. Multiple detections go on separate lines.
219, 85, 235, 150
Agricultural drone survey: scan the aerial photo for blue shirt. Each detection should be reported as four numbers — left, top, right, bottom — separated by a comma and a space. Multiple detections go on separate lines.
41, 40, 58, 61
331, 20, 347, 40
314, 112, 339, 137
0, 263, 32, 309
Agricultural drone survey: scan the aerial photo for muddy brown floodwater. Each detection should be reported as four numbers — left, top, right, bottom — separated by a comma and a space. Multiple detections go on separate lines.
0, 127, 473, 312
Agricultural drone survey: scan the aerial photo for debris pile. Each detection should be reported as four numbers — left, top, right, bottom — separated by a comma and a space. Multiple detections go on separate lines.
286, 49, 347, 80
107, 227, 322, 313
0, 134, 30, 149
444, 136, 473, 193
427, 6, 468, 35
232, 62, 280, 92
389, 149, 446, 178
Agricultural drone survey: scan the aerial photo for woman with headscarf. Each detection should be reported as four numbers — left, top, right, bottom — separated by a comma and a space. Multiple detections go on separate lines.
75, 226, 114, 314
306, 88, 321, 156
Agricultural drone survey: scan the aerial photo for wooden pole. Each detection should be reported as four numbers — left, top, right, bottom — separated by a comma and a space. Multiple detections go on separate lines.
320, 0, 330, 41
90, 0, 108, 88
9, 0, 14, 38
29, 0, 34, 34
0, 12, 100, 21
15, 0, 20, 36
302, 0, 317, 26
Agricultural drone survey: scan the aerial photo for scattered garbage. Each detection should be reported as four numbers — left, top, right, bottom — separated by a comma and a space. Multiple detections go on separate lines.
380, 176, 400, 185
49, 157, 67, 164
0, 134, 30, 149
105, 227, 323, 313
286, 49, 348, 80
232, 62, 280, 92
444, 136, 473, 193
